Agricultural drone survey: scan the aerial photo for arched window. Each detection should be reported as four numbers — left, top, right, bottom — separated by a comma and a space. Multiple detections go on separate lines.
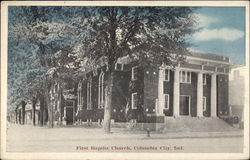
77, 81, 83, 111
87, 78, 92, 110
98, 72, 105, 108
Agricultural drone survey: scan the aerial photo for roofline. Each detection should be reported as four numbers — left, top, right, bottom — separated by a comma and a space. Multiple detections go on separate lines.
186, 55, 233, 66
188, 51, 230, 59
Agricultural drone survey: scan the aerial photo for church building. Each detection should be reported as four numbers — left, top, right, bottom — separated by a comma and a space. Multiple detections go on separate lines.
70, 52, 232, 124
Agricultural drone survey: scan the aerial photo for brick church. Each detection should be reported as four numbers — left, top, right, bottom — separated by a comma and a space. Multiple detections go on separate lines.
61, 51, 232, 125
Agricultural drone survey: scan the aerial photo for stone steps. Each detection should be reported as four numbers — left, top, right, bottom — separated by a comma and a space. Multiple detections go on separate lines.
163, 117, 239, 132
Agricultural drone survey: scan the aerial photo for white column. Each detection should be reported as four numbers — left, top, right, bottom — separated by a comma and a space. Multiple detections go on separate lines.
211, 73, 217, 117
197, 72, 203, 117
173, 68, 180, 117
157, 68, 164, 115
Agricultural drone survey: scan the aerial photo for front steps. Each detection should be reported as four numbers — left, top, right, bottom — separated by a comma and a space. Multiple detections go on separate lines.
163, 116, 239, 132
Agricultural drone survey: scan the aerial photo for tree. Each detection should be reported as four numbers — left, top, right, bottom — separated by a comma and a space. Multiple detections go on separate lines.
75, 7, 196, 133
8, 6, 196, 131
8, 6, 87, 127
7, 26, 46, 119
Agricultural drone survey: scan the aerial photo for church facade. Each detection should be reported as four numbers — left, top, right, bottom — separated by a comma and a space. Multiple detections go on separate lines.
68, 52, 232, 124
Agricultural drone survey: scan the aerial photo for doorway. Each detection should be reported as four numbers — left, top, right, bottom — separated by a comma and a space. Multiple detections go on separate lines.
65, 107, 74, 125
64, 100, 75, 125
180, 95, 190, 116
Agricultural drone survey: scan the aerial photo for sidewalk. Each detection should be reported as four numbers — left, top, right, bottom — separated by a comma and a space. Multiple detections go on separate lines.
6, 124, 244, 152
144, 130, 243, 140
7, 124, 243, 141
83, 128, 244, 140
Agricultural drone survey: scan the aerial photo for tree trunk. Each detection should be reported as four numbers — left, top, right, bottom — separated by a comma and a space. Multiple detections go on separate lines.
40, 106, 44, 126
32, 106, 35, 126
21, 101, 26, 125
15, 108, 18, 124
46, 90, 54, 128
48, 103, 54, 128
32, 96, 37, 126
18, 109, 21, 124
38, 94, 45, 126
58, 88, 62, 125
103, 71, 114, 133
44, 108, 49, 124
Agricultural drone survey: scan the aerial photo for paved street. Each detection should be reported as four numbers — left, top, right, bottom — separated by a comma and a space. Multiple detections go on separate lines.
6, 124, 243, 153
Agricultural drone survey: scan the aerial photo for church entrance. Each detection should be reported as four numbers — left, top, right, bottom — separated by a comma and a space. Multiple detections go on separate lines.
180, 95, 190, 116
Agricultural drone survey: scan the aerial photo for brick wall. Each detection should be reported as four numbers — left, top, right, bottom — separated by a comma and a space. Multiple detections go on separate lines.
111, 71, 130, 122
74, 63, 230, 122
217, 74, 229, 116
144, 68, 158, 114
163, 70, 174, 116
203, 74, 211, 117
126, 64, 145, 122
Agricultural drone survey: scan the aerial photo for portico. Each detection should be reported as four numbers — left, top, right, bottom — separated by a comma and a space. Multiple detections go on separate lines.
156, 53, 232, 118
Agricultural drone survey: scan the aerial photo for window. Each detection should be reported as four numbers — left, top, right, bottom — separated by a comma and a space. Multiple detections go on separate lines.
115, 63, 124, 71
180, 71, 191, 83
203, 74, 207, 85
181, 71, 186, 82
203, 97, 206, 111
98, 72, 105, 108
187, 72, 191, 83
77, 81, 83, 111
132, 66, 138, 80
164, 94, 169, 109
87, 78, 92, 110
131, 93, 138, 109
164, 69, 170, 81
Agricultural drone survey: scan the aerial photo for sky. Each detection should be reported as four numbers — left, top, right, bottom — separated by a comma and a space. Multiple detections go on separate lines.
8, 6, 246, 65
189, 7, 246, 65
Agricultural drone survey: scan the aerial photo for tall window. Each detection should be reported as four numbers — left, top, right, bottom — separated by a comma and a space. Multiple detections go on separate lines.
132, 66, 138, 80
181, 71, 186, 82
203, 74, 207, 85
131, 92, 138, 109
180, 71, 191, 83
164, 69, 170, 81
87, 78, 92, 110
203, 97, 206, 111
98, 72, 105, 108
77, 81, 83, 111
164, 94, 169, 109
115, 63, 124, 71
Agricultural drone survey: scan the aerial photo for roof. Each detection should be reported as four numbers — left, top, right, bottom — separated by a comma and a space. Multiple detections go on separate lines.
188, 52, 230, 62
77, 51, 234, 78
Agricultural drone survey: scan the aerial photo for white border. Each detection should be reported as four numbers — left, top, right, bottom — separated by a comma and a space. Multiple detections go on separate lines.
1, 1, 249, 7
1, 1, 249, 160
